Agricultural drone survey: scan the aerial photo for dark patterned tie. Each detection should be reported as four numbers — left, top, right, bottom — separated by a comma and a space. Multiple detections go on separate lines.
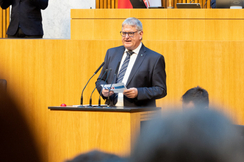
116, 50, 134, 83
113, 50, 134, 105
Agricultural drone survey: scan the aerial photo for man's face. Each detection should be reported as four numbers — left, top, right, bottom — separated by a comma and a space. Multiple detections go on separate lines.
121, 25, 143, 51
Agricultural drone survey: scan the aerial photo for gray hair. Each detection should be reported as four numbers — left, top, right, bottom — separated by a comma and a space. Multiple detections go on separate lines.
122, 17, 143, 31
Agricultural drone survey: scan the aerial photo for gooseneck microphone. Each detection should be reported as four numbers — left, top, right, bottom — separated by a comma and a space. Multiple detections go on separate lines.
97, 68, 112, 108
107, 62, 121, 107
87, 69, 108, 108
203, 0, 208, 8
78, 62, 104, 108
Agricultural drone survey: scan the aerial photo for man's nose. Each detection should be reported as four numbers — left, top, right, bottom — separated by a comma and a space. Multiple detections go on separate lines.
125, 34, 130, 38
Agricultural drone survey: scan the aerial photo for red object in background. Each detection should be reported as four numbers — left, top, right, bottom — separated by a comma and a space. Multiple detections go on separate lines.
118, 0, 133, 8
60, 103, 66, 107
143, 0, 148, 7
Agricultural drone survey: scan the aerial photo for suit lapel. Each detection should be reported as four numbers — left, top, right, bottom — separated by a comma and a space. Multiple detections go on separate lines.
126, 44, 147, 87
114, 46, 125, 74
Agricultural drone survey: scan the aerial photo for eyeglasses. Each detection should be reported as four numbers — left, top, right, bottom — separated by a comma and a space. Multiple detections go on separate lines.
120, 31, 139, 37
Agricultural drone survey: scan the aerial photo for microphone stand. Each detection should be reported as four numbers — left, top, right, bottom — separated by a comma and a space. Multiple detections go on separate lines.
107, 62, 120, 108
97, 68, 112, 108
87, 69, 108, 108
78, 62, 104, 108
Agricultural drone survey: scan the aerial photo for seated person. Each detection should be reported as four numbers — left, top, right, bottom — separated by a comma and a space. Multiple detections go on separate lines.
130, 109, 244, 162
211, 0, 216, 8
182, 86, 209, 109
65, 149, 126, 162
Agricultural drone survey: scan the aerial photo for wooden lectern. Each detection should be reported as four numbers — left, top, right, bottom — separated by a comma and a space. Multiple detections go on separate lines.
48, 106, 161, 162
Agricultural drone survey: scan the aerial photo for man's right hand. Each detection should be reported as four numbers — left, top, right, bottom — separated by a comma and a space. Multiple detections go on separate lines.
102, 89, 114, 97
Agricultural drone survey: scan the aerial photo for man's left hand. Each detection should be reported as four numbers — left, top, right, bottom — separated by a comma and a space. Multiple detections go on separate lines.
123, 88, 138, 98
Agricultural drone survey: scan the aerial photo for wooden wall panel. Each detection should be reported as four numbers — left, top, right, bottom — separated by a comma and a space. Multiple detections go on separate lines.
48, 111, 132, 162
71, 9, 244, 41
0, 9, 2, 37
0, 39, 244, 161
96, 0, 117, 8
0, 8, 9, 38
48, 110, 156, 162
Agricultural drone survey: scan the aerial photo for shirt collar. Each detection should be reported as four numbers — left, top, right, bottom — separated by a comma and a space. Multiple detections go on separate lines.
125, 42, 142, 55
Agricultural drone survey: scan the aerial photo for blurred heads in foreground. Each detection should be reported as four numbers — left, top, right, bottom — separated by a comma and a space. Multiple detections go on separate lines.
182, 86, 209, 109
0, 84, 41, 162
65, 149, 126, 162
130, 108, 244, 162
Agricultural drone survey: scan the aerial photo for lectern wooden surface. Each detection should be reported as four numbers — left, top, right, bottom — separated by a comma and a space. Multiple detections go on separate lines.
48, 106, 160, 162
71, 9, 244, 41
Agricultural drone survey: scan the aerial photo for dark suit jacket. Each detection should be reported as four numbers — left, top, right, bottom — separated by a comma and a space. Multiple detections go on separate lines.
96, 44, 167, 107
210, 0, 216, 8
0, 0, 48, 36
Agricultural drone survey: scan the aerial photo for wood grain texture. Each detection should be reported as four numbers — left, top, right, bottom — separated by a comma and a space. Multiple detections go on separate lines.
96, 0, 117, 8
48, 111, 131, 162
0, 39, 244, 161
48, 109, 159, 162
0, 8, 9, 38
71, 9, 244, 41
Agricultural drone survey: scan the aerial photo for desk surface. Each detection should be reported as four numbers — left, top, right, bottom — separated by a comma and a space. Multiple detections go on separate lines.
48, 106, 161, 112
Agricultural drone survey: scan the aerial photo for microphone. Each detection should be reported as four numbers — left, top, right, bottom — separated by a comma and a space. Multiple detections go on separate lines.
190, 0, 195, 3
97, 68, 112, 108
78, 62, 104, 108
87, 69, 108, 108
107, 62, 121, 107
203, 0, 208, 8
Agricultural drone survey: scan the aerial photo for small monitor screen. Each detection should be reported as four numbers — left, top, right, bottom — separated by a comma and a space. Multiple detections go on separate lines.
216, 0, 244, 8
176, 3, 201, 8
130, 0, 147, 8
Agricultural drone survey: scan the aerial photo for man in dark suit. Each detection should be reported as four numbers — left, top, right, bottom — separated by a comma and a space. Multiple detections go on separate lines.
0, 0, 48, 38
96, 17, 167, 107
211, 0, 216, 8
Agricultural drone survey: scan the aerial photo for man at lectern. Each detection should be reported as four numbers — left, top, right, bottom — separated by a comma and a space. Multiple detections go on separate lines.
0, 0, 49, 38
96, 17, 167, 107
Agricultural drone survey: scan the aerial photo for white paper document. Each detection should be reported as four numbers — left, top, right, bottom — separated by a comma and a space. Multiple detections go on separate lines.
148, 0, 162, 7
102, 82, 126, 93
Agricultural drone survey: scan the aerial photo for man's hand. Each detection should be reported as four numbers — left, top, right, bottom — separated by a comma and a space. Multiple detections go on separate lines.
102, 89, 114, 97
123, 88, 138, 98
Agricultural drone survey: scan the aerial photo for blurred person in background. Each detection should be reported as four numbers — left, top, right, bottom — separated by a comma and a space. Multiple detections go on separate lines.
182, 86, 209, 109
130, 108, 244, 162
65, 149, 127, 162
0, 0, 49, 38
0, 81, 42, 162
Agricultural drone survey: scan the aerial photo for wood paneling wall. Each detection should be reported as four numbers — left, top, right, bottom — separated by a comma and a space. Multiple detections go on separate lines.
71, 9, 244, 41
1, 39, 244, 161
96, 0, 211, 8
96, 0, 118, 8
0, 8, 9, 38
0, 0, 213, 36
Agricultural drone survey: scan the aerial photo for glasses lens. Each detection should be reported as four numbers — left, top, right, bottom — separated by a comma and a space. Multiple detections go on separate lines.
120, 31, 137, 37
128, 32, 134, 37
120, 31, 125, 37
